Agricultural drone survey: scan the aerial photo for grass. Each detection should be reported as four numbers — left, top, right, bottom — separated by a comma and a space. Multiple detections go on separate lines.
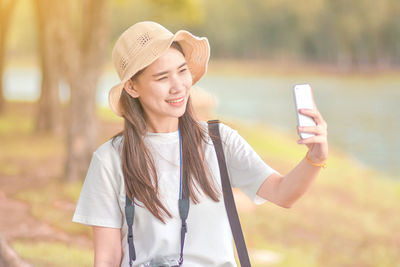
12, 240, 93, 267
233, 121, 400, 266
14, 181, 92, 237
2, 101, 400, 266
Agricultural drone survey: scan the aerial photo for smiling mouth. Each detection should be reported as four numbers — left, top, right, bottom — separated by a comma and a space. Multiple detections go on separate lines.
166, 97, 184, 103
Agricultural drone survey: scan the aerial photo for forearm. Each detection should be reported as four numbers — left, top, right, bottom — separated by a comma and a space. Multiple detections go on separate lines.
275, 156, 322, 207
258, 103, 328, 208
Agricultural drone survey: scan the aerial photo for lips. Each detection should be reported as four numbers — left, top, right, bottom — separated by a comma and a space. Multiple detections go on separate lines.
165, 97, 184, 103
165, 96, 185, 106
165, 96, 185, 108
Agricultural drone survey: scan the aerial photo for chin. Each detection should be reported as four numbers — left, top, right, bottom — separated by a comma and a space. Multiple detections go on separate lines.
177, 101, 188, 117
175, 109, 187, 118
165, 99, 188, 118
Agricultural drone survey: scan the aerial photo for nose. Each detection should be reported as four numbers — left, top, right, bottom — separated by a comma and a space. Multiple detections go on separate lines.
169, 74, 186, 94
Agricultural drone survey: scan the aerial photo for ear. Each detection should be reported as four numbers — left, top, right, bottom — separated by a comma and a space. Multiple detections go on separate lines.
123, 79, 139, 98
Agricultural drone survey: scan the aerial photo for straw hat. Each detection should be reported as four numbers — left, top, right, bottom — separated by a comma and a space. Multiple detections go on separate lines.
109, 21, 210, 116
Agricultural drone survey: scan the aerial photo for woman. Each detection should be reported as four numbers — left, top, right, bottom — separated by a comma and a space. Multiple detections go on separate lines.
73, 21, 328, 267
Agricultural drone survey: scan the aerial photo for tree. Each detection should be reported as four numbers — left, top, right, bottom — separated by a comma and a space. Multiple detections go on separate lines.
34, 0, 63, 134
0, 0, 18, 113
60, 0, 110, 181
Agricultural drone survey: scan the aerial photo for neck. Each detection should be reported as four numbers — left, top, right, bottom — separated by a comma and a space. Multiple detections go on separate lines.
145, 117, 179, 133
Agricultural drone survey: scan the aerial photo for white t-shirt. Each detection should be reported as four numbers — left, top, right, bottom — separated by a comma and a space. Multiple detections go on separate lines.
72, 122, 278, 266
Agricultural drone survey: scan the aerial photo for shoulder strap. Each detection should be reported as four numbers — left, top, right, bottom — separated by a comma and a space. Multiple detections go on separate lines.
125, 151, 189, 267
207, 120, 252, 267
125, 195, 136, 266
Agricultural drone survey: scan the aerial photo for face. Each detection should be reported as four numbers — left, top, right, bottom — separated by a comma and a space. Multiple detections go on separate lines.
124, 47, 193, 132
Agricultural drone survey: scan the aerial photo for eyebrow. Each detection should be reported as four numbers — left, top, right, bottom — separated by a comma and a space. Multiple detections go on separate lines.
152, 62, 187, 77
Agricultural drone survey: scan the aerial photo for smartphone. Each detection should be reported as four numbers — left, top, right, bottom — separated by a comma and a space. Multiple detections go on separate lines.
293, 84, 316, 139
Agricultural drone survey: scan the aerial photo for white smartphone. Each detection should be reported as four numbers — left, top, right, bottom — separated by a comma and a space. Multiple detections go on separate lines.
293, 84, 316, 139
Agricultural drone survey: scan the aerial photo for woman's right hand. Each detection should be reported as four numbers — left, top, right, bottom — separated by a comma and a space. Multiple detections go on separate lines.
93, 226, 122, 267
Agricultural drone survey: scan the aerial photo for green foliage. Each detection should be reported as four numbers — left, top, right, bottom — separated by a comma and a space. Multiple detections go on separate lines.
110, 0, 205, 43
12, 240, 93, 267
8, 0, 400, 66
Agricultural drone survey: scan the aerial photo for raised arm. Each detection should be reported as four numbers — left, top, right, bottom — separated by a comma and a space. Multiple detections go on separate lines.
257, 106, 328, 208
93, 226, 122, 267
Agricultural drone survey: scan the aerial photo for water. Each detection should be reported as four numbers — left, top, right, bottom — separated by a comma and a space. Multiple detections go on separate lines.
197, 75, 400, 178
4, 68, 400, 178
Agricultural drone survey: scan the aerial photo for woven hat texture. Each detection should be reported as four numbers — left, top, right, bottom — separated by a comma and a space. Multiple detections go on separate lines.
109, 21, 210, 116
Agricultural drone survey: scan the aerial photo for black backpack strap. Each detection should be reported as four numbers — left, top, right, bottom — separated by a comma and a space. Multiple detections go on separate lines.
207, 120, 252, 267
125, 147, 190, 267
178, 167, 190, 266
125, 195, 136, 266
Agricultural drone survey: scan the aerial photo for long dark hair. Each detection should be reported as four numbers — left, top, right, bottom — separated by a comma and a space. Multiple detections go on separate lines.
113, 42, 220, 223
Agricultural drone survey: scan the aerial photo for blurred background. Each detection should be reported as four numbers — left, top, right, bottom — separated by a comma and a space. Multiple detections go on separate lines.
0, 0, 399, 266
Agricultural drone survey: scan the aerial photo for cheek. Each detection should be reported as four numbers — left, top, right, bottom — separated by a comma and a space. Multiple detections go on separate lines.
144, 84, 166, 98
184, 73, 193, 87
138, 87, 164, 107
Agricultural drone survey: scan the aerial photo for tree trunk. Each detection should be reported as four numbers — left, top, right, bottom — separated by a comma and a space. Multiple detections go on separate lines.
0, 0, 18, 113
0, 61, 4, 112
34, 0, 63, 134
65, 73, 99, 181
63, 0, 109, 181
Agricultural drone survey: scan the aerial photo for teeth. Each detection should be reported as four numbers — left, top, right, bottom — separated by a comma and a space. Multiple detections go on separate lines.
167, 98, 183, 103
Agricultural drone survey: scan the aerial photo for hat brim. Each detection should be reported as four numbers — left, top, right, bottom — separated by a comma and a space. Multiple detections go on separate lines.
108, 30, 210, 117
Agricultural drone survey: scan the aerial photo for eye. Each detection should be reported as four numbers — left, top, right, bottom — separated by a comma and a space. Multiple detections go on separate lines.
179, 68, 188, 73
156, 76, 167, 81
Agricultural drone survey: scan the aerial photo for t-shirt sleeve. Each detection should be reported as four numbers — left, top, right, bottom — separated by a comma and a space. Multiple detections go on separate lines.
72, 151, 123, 228
220, 123, 279, 204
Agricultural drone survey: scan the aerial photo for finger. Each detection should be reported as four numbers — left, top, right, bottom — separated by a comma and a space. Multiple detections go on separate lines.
297, 125, 327, 135
299, 108, 325, 125
298, 124, 327, 133
298, 108, 317, 119
297, 135, 327, 144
